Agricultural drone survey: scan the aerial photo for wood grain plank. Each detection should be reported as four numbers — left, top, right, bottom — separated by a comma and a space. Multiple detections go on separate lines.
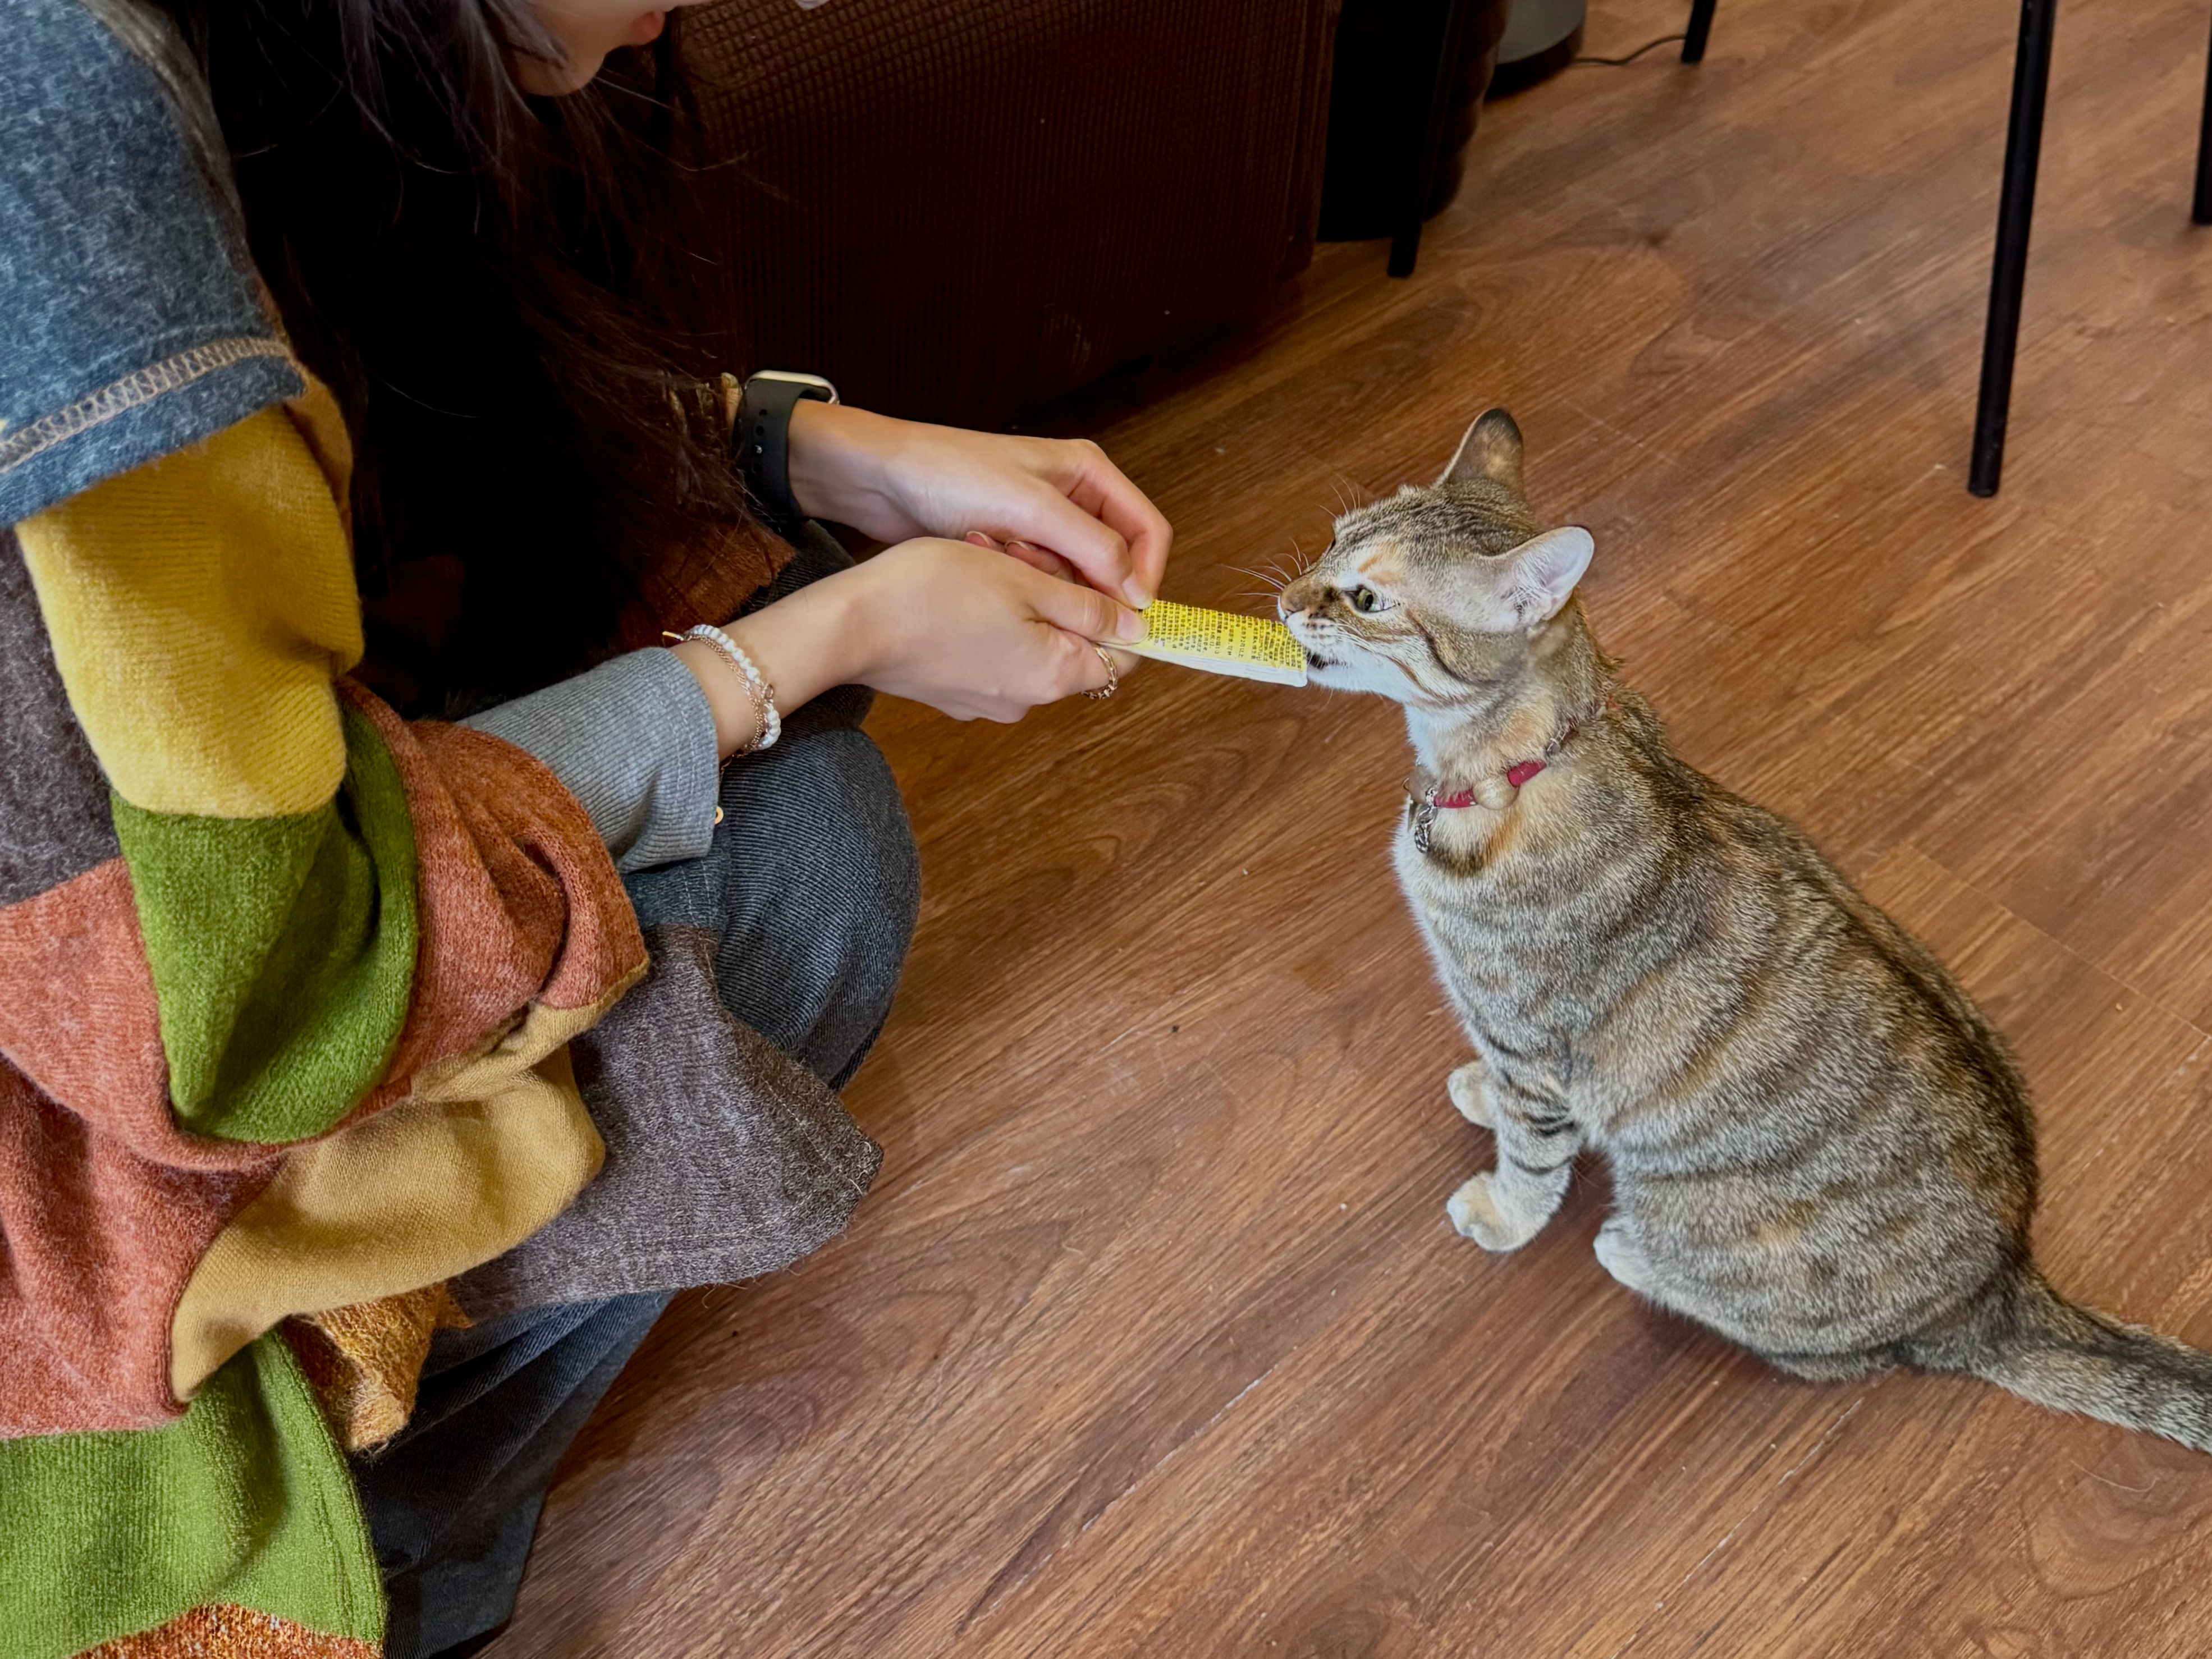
1593, 857, 2212, 1659
501, 0, 2212, 1652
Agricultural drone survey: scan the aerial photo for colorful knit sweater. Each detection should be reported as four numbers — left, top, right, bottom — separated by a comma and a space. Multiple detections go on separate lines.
1, 4, 885, 1655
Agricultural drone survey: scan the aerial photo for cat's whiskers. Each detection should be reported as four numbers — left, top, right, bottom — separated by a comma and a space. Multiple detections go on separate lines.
1327, 474, 1375, 520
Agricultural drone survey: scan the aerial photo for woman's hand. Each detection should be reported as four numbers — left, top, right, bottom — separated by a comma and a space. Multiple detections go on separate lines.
833, 538, 1144, 721
676, 538, 1146, 749
785, 402, 1173, 609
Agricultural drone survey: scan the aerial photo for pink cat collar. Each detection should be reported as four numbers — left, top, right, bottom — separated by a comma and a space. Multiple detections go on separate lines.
1429, 758, 1546, 811
1416, 761, 1543, 854
1422, 694, 1621, 819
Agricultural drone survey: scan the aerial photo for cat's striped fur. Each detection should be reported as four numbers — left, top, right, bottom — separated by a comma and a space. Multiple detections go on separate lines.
1279, 408, 2212, 1450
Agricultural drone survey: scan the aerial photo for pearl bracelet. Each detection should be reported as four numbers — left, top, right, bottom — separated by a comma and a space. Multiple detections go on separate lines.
666, 624, 781, 754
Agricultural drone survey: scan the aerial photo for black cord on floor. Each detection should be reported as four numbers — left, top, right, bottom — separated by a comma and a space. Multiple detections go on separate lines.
1573, 32, 1687, 66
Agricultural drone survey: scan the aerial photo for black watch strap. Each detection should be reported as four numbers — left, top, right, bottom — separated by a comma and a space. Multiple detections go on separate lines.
733, 372, 837, 534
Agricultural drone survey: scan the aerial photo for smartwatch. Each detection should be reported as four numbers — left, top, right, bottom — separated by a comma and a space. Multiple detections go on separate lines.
733, 370, 839, 535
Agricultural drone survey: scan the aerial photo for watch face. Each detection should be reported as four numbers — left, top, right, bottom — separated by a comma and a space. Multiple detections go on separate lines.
750, 370, 840, 404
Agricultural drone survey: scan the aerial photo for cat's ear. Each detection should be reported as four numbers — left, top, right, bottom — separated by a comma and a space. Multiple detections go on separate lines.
1440, 407, 1525, 496
1489, 526, 1593, 630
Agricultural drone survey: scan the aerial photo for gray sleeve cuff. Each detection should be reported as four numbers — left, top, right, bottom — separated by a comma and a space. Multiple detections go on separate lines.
464, 648, 720, 874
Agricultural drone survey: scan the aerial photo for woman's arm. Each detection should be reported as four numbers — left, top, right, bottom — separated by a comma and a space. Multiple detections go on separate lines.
660, 395, 1168, 755
459, 398, 1175, 845
671, 535, 1148, 755
785, 401, 1174, 607
464, 649, 722, 872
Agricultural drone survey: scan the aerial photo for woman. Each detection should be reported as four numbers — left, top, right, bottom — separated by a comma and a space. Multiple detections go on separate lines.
0, 2, 1168, 1655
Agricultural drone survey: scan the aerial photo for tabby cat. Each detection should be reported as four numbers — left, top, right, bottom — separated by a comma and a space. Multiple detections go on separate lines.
1278, 407, 2212, 1448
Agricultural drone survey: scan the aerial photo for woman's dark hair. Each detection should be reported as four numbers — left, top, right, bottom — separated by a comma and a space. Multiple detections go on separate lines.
154, 0, 776, 713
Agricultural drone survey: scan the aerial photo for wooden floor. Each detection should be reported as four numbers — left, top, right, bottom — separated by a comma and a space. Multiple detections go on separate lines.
503, 1, 2212, 1652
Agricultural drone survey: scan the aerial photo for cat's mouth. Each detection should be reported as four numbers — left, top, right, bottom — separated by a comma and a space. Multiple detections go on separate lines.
1302, 648, 1338, 671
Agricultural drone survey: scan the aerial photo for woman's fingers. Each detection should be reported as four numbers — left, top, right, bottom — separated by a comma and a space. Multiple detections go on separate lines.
982, 443, 1171, 609
1050, 439, 1174, 603
840, 537, 1149, 723
1005, 538, 1080, 583
967, 530, 1079, 584
990, 478, 1146, 607
1036, 627, 1141, 705
798, 408, 1174, 608
1093, 644, 1141, 688
1021, 561, 1147, 647
977, 543, 1143, 698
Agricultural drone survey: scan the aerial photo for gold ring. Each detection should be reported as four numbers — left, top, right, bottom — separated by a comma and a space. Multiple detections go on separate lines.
1084, 645, 1120, 701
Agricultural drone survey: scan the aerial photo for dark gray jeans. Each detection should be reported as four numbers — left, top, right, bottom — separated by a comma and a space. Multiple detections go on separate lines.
355, 537, 918, 1659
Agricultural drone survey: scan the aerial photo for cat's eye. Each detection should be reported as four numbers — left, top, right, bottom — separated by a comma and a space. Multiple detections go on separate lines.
1349, 585, 1390, 615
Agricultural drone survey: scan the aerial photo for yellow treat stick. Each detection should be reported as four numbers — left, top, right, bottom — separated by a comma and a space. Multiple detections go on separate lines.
1114, 599, 1308, 686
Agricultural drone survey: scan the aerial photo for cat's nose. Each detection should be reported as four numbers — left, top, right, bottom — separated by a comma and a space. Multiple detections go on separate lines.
1277, 597, 1306, 622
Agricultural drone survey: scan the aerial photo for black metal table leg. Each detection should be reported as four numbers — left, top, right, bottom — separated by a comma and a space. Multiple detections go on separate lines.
1970, 0, 2059, 498
1683, 0, 1718, 64
2193, 8, 2212, 224
1389, 0, 1475, 278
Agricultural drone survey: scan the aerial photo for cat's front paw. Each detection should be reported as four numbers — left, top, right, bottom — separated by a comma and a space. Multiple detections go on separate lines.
1447, 1060, 1495, 1129
1446, 1172, 1540, 1252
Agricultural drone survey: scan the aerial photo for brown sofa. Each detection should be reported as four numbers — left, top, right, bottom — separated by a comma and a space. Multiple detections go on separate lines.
680, 0, 1343, 430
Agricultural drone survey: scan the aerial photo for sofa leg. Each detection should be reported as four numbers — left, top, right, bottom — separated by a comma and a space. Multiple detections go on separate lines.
1391, 0, 1476, 278
1970, 0, 2059, 498
1682, 0, 1717, 63
2193, 7, 2212, 224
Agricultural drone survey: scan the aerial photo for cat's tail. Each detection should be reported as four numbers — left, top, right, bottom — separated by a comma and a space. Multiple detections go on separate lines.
1912, 1268, 2212, 1452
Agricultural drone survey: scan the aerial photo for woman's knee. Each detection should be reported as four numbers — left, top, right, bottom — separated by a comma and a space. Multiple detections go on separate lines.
708, 725, 918, 1085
